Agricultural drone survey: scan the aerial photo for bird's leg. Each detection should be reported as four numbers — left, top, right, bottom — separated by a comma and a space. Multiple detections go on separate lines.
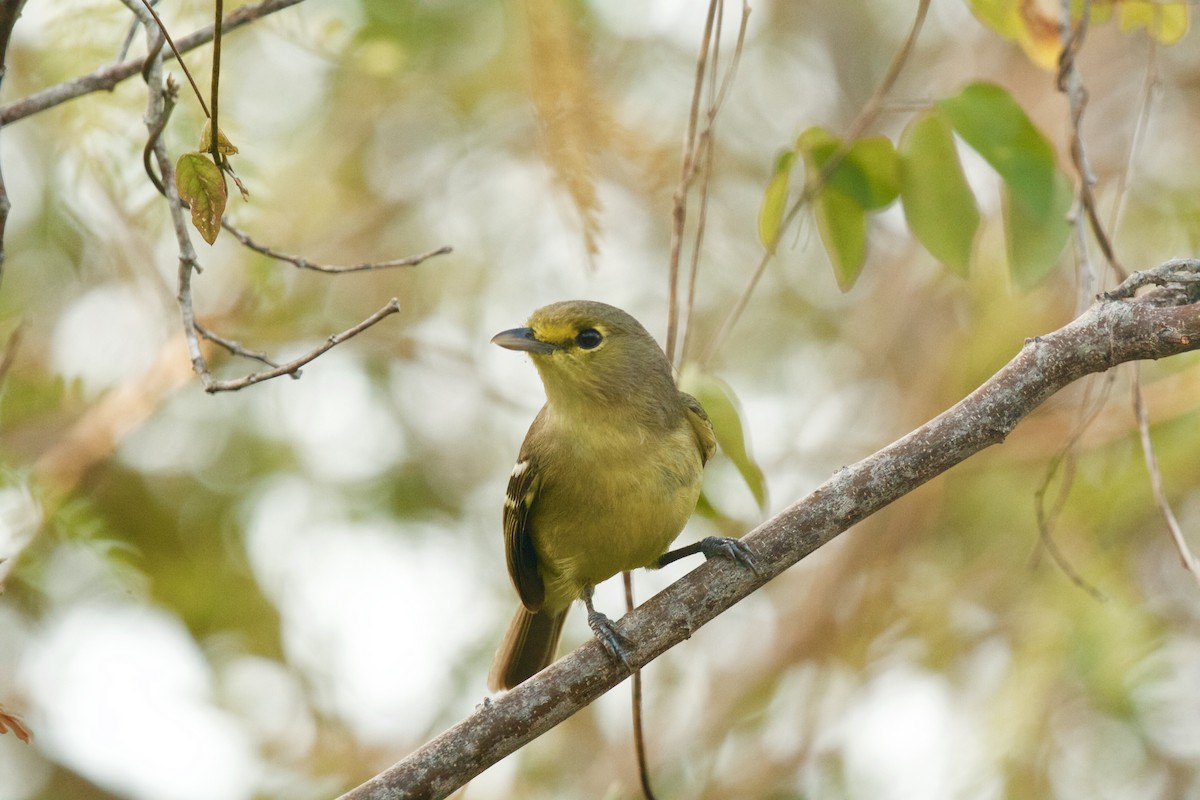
657, 536, 759, 575
582, 584, 632, 671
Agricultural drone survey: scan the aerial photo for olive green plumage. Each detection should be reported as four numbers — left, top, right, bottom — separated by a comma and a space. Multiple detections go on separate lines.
488, 300, 715, 691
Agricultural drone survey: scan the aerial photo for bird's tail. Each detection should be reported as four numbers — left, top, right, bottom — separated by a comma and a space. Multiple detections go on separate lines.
487, 605, 567, 691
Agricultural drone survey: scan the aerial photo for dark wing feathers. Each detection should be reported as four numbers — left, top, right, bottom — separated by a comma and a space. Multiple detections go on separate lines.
504, 452, 545, 612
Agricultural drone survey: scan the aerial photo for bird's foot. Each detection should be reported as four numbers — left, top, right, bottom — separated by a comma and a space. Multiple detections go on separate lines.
586, 609, 632, 671
698, 535, 760, 575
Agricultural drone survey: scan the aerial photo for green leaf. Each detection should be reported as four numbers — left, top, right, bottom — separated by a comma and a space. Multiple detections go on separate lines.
899, 111, 981, 276
680, 369, 767, 513
175, 152, 227, 245
1004, 169, 1071, 289
798, 128, 900, 210
814, 186, 867, 291
938, 83, 1057, 218
758, 149, 795, 249
796, 127, 896, 290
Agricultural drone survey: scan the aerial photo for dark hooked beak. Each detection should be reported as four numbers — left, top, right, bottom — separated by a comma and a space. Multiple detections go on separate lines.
491, 327, 558, 355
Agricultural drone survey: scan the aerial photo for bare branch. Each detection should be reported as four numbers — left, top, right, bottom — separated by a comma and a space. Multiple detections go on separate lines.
1056, 0, 1123, 286
195, 322, 284, 370
0, 0, 306, 127
204, 298, 401, 393
1132, 363, 1200, 588
0, 0, 29, 285
221, 221, 453, 274
665, 0, 720, 364
337, 258, 1200, 800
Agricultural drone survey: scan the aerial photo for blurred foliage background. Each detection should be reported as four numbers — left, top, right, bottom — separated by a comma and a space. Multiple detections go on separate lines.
1, 0, 1199, 798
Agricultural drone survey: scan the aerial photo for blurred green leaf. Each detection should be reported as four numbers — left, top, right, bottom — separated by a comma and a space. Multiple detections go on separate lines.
758, 149, 795, 249
938, 83, 1058, 218
814, 186, 867, 291
682, 370, 767, 512
796, 128, 899, 290
175, 153, 226, 245
899, 111, 980, 276
798, 128, 900, 210
1004, 169, 1072, 289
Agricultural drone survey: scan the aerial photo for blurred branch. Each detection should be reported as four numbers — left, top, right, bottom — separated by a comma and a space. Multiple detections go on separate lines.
0, 320, 21, 388
677, 0, 751, 367
664, 0, 718, 363
201, 298, 401, 393
1132, 364, 1200, 588
221, 223, 453, 273
0, 0, 28, 288
337, 257, 1200, 800
1056, 0, 1122, 294
0, 0, 306, 127
0, 704, 31, 743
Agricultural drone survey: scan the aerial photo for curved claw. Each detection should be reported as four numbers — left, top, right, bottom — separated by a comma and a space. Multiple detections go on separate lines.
586, 610, 632, 671
698, 535, 760, 577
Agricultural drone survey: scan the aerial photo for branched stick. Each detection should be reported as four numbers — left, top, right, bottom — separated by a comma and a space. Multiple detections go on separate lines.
336, 258, 1200, 800
203, 298, 401, 393
195, 322, 283, 370
0, 0, 307, 127
221, 222, 453, 273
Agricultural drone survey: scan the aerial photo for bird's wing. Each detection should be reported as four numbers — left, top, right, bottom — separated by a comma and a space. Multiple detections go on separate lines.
680, 391, 717, 465
504, 448, 545, 612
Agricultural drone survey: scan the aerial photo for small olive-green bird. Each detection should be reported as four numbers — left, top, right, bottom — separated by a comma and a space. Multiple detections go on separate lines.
488, 300, 754, 691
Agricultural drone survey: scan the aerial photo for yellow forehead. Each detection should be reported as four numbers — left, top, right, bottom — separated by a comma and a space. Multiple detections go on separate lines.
531, 319, 595, 342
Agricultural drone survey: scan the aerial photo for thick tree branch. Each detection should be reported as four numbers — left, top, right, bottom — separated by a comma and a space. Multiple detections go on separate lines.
337, 259, 1200, 800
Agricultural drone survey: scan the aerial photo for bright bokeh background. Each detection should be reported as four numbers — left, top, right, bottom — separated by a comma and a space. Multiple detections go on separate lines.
2, 1, 1199, 798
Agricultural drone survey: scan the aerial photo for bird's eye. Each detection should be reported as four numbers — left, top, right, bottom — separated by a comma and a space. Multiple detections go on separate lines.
575, 328, 603, 350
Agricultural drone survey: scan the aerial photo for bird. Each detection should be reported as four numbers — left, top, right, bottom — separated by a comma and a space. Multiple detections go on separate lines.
488, 299, 754, 691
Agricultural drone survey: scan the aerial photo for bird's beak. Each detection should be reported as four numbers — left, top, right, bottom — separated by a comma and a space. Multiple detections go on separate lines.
491, 327, 558, 355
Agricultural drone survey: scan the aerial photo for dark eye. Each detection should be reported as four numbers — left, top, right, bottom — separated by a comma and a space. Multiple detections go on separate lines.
575, 328, 603, 349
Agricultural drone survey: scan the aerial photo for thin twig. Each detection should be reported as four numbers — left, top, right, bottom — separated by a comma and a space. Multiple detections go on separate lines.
1056, 0, 1123, 283
209, 0, 223, 158
0, 321, 23, 388
701, 0, 930, 367
0, 0, 27, 286
1029, 373, 1112, 601
624, 571, 658, 800
0, 0, 306, 127
1132, 363, 1200, 589
665, 0, 720, 364
195, 322, 284, 370
680, 1, 751, 367
203, 298, 401, 393
221, 221, 453, 273
136, 0, 210, 117
1106, 40, 1159, 242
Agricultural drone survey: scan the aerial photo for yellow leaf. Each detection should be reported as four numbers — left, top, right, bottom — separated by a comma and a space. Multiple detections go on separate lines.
198, 120, 240, 157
